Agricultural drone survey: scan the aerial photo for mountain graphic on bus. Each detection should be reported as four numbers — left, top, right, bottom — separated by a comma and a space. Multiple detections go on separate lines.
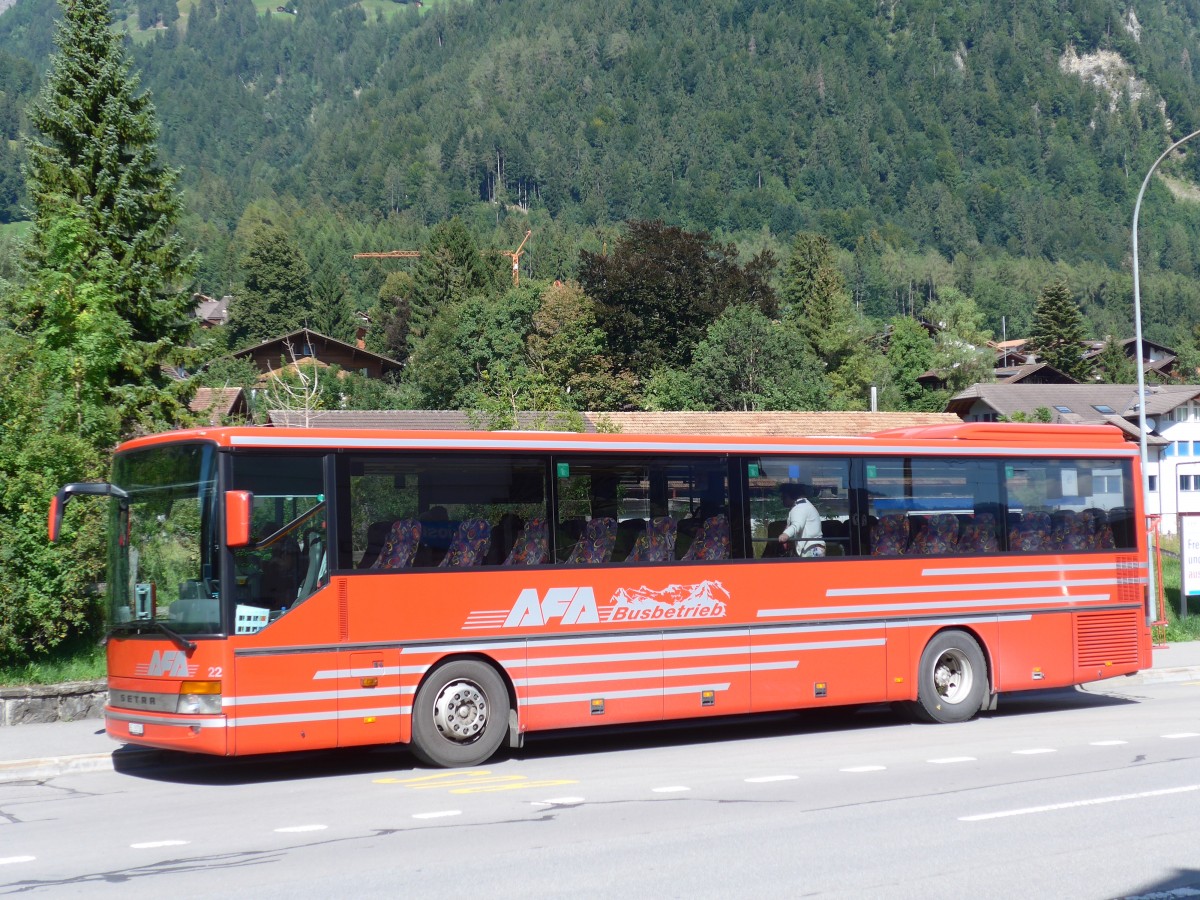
603, 580, 729, 622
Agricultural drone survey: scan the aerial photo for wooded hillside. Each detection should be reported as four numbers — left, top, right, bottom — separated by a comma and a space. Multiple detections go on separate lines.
4, 0, 1200, 347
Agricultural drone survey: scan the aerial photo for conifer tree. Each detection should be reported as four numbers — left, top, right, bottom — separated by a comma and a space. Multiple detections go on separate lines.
409, 218, 493, 353
227, 224, 311, 345
22, 0, 194, 432
1, 0, 194, 661
780, 232, 876, 408
1094, 335, 1136, 384
1030, 278, 1089, 380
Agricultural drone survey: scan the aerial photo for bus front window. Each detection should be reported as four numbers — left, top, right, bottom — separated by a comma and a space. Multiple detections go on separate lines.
109, 443, 222, 635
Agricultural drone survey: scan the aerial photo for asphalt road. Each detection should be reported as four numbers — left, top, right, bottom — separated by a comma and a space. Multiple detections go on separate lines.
3, 679, 1200, 898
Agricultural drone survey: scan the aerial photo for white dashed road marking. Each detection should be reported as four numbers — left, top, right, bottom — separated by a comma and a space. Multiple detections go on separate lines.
960, 784, 1200, 822
652, 786, 691, 793
840, 765, 886, 772
928, 756, 976, 764
1163, 733, 1200, 740
1090, 740, 1128, 746
274, 825, 327, 833
531, 797, 586, 807
412, 810, 462, 820
0, 857, 36, 866
745, 775, 799, 783
130, 840, 189, 849
1012, 748, 1057, 755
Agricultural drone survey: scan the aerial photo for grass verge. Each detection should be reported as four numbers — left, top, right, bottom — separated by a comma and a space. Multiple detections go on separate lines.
0, 645, 106, 687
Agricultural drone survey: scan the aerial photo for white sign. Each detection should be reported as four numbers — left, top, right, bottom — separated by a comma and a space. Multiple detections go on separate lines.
1181, 514, 1200, 598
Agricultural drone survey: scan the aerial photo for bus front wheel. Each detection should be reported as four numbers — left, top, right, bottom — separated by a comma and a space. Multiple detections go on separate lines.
410, 660, 510, 768
911, 630, 987, 724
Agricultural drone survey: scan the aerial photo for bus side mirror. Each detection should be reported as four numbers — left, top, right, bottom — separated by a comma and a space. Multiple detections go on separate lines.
226, 491, 254, 548
49, 482, 126, 542
49, 494, 64, 543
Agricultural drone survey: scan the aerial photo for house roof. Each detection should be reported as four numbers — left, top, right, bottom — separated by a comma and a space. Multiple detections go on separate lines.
946, 382, 1200, 438
190, 387, 246, 425
229, 327, 403, 374
994, 362, 1079, 384
266, 410, 963, 435
192, 294, 231, 325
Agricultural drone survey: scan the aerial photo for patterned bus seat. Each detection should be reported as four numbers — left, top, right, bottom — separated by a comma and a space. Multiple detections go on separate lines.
1014, 510, 1052, 552
1052, 510, 1088, 550
627, 516, 678, 563
1081, 508, 1116, 550
870, 513, 909, 556
910, 513, 959, 555
439, 518, 492, 568
371, 519, 422, 570
503, 517, 549, 566
957, 513, 999, 553
681, 514, 731, 561
567, 517, 617, 565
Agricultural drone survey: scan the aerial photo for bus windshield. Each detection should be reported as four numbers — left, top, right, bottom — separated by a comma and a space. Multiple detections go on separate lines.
108, 442, 222, 636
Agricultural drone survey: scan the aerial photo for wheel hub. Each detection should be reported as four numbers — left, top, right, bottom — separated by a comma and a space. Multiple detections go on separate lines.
933, 649, 973, 703
431, 679, 488, 744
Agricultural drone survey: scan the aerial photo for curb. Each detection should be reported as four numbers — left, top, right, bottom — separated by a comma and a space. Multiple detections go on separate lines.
0, 746, 160, 784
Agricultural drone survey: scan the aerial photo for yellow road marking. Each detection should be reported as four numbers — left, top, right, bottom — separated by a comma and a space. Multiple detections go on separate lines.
376, 770, 579, 795
374, 770, 490, 785
407, 775, 528, 789
450, 779, 579, 794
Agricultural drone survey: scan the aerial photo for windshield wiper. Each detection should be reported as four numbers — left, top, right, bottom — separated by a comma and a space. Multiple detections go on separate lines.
151, 620, 197, 653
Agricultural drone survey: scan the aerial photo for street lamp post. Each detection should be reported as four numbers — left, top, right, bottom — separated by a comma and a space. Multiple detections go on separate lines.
1131, 127, 1200, 626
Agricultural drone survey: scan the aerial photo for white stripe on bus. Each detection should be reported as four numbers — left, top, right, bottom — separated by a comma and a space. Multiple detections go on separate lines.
228, 707, 405, 727
312, 665, 430, 680
522, 661, 797, 687
759, 594, 1111, 617
223, 686, 411, 707
520, 683, 732, 706
826, 577, 1133, 597
923, 562, 1145, 577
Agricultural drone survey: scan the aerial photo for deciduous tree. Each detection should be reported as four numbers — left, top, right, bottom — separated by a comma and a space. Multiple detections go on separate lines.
579, 220, 777, 382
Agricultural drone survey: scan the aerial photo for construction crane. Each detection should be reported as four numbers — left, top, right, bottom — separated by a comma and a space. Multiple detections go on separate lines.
352, 249, 421, 259
504, 230, 532, 286
354, 229, 531, 285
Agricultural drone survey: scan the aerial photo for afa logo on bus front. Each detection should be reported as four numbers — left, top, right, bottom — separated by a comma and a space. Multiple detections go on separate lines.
135, 650, 199, 678
464, 580, 730, 629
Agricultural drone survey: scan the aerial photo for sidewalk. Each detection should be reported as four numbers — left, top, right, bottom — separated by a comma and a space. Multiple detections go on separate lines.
2, 643, 1199, 784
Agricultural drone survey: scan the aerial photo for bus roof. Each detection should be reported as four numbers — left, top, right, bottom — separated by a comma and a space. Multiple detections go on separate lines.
115, 421, 1135, 457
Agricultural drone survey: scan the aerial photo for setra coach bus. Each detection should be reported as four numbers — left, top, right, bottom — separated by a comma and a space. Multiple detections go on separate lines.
49, 422, 1151, 767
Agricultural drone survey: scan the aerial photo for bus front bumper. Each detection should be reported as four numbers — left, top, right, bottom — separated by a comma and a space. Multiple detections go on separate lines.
105, 707, 228, 756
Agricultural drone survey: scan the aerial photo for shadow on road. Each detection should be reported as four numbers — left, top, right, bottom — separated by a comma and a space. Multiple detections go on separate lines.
113, 685, 1138, 786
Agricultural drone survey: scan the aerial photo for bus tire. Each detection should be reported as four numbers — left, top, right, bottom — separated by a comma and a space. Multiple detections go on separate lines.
912, 630, 987, 724
410, 660, 510, 768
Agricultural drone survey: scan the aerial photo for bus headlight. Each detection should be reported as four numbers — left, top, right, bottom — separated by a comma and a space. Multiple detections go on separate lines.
177, 681, 222, 715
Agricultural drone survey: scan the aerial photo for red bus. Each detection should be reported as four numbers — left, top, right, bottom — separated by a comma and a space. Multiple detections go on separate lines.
50, 422, 1151, 767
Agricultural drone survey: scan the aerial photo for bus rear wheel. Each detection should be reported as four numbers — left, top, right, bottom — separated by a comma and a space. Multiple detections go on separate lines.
911, 630, 987, 724
410, 660, 510, 768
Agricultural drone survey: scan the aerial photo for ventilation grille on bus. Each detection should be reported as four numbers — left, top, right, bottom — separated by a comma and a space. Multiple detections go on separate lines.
338, 578, 349, 643
1076, 609, 1140, 668
1114, 554, 1144, 606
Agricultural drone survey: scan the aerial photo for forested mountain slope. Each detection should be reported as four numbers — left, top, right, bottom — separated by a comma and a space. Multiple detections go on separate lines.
4, 0, 1200, 346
